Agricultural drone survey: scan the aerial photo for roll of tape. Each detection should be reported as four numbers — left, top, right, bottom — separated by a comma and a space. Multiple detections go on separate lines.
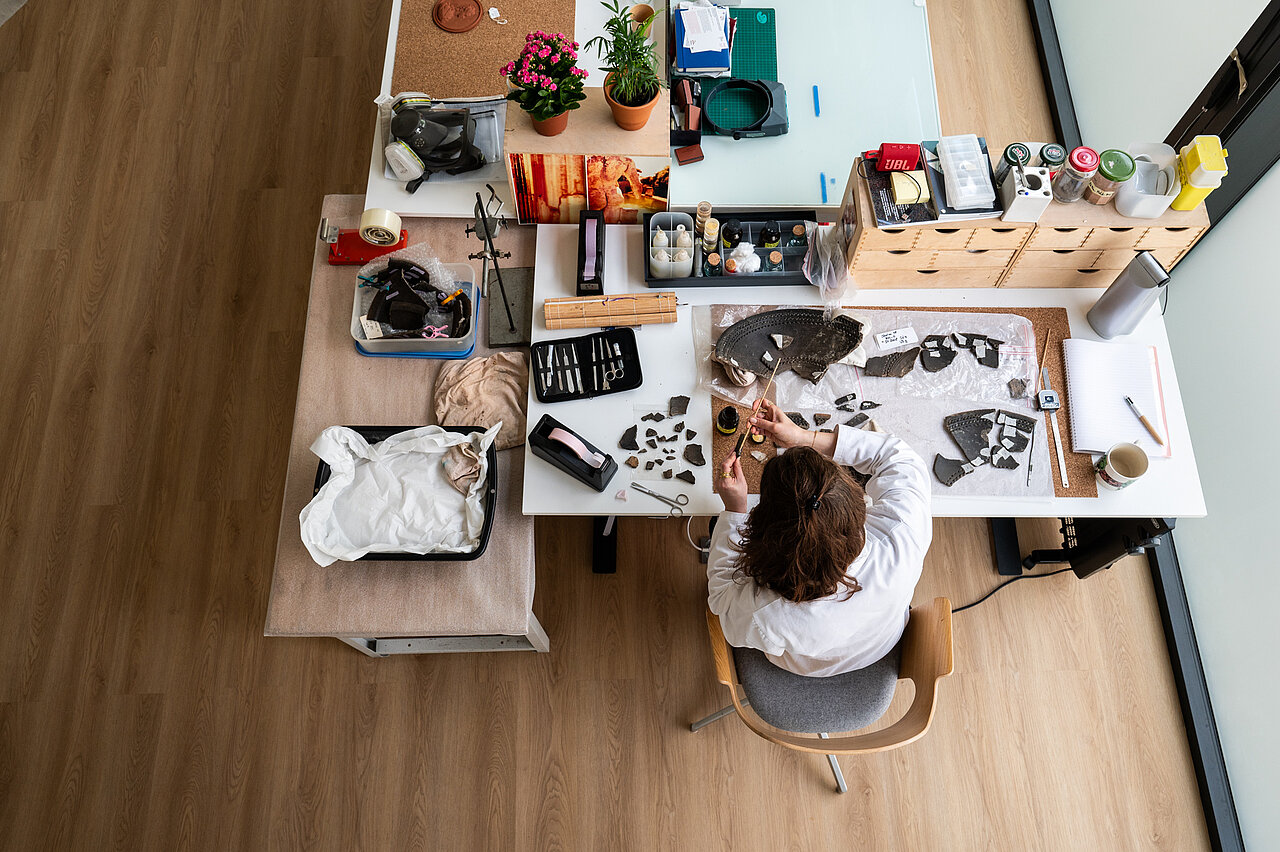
358, 208, 402, 246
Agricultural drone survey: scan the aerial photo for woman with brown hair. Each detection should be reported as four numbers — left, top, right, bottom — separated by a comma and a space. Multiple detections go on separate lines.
708, 399, 932, 676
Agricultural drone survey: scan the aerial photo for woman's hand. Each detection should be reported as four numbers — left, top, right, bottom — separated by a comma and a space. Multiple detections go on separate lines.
716, 455, 748, 513
747, 399, 811, 449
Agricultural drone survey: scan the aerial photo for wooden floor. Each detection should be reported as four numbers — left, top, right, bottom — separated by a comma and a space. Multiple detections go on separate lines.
0, 0, 1210, 849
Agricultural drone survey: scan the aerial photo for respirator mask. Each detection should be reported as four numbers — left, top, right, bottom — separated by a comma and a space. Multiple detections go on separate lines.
383, 94, 486, 193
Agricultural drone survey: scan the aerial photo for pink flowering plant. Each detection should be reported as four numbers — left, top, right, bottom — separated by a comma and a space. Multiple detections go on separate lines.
501, 31, 589, 121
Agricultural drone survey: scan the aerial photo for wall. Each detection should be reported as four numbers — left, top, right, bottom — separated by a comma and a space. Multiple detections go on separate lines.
1052, 1, 1278, 848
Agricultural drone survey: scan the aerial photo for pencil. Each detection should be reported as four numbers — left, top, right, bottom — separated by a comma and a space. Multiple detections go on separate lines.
1124, 395, 1164, 446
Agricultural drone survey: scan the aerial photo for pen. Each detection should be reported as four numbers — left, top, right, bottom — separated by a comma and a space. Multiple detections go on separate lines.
1124, 396, 1164, 446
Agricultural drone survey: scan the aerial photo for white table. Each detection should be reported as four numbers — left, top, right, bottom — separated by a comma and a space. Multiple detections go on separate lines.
521, 224, 1206, 521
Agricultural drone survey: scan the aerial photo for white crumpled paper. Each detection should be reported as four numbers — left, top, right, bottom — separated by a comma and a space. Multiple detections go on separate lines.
299, 423, 500, 566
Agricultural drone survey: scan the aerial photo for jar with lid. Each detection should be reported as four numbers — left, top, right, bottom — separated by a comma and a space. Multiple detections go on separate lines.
757, 221, 781, 248
703, 251, 722, 277
1037, 143, 1067, 176
994, 143, 1031, 187
764, 250, 783, 272
720, 219, 744, 252
1082, 149, 1136, 206
785, 223, 807, 247
1051, 146, 1100, 203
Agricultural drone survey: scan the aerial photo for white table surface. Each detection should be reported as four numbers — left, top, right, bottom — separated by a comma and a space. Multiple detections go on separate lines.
521, 224, 1206, 519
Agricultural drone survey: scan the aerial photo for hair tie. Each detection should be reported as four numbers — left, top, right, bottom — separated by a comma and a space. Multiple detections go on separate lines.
806, 494, 822, 512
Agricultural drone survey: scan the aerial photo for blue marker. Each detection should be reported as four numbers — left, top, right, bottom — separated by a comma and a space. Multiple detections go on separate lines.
812, 85, 820, 117
820, 172, 828, 203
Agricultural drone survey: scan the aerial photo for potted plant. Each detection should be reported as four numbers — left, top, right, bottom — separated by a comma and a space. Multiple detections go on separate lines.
500, 31, 589, 137
586, 1, 665, 131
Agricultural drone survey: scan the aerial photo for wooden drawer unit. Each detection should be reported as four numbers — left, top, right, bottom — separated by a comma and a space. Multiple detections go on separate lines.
858, 268, 1005, 289
839, 159, 1209, 289
1000, 267, 1121, 288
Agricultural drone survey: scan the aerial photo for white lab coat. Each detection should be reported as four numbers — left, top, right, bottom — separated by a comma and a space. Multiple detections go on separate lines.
707, 425, 932, 676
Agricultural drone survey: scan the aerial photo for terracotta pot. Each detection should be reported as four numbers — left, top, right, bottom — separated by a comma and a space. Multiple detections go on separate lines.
629, 3, 654, 30
530, 110, 569, 137
604, 75, 659, 132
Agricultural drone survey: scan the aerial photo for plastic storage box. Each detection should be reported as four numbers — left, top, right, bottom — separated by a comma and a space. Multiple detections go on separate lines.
1115, 143, 1180, 219
310, 425, 498, 561
642, 209, 815, 288
351, 262, 477, 357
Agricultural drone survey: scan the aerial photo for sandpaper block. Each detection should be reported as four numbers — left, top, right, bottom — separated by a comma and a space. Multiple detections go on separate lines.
891, 170, 930, 205
675, 144, 704, 166
687, 104, 701, 131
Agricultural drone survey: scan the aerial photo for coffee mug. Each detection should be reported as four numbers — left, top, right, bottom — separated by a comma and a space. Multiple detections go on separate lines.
1095, 442, 1149, 490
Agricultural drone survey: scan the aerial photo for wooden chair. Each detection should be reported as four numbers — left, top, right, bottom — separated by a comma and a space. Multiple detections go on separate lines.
691, 598, 954, 792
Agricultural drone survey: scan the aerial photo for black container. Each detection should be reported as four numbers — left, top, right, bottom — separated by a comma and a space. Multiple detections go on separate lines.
576, 210, 606, 296
720, 218, 744, 252
642, 210, 816, 289
757, 220, 781, 248
528, 414, 618, 492
531, 327, 642, 403
311, 425, 498, 562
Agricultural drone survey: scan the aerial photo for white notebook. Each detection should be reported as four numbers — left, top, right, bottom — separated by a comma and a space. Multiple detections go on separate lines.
1062, 339, 1171, 458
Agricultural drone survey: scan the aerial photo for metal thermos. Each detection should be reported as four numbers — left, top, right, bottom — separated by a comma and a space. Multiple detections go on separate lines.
1086, 251, 1170, 339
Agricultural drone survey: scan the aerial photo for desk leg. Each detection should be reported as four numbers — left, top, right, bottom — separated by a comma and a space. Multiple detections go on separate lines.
593, 515, 617, 574
990, 517, 1024, 576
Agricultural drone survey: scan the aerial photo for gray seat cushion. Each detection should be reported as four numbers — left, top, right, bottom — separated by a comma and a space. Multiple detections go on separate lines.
732, 644, 901, 734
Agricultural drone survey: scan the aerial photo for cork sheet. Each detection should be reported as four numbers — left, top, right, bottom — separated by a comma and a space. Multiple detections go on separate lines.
707, 305, 1097, 500
391, 0, 577, 100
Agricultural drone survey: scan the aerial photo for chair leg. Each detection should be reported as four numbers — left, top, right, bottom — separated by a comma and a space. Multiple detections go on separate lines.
690, 700, 749, 732
818, 733, 848, 794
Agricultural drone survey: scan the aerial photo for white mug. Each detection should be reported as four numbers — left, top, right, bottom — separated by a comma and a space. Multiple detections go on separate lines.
1095, 442, 1149, 490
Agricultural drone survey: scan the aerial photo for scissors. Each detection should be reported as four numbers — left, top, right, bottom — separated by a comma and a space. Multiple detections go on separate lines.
593, 337, 624, 390
630, 483, 689, 517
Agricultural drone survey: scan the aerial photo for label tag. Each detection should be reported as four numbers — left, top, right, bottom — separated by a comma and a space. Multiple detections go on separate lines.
360, 318, 384, 339
875, 327, 918, 350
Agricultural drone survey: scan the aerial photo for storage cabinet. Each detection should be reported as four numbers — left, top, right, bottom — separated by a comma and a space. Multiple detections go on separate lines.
840, 159, 1210, 288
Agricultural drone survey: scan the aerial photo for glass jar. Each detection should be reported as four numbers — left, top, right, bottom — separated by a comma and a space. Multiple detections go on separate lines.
1051, 146, 1100, 203
786, 223, 807, 247
703, 251, 722, 277
757, 221, 781, 248
765, 250, 783, 272
1037, 143, 1067, 177
1082, 149, 1136, 206
994, 143, 1031, 187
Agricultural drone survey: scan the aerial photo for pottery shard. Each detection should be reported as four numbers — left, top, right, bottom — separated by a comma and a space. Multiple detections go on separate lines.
785, 411, 810, 429
625, 455, 639, 468
860, 401, 881, 410
813, 413, 831, 426
845, 412, 870, 429
663, 469, 673, 479
920, 334, 958, 372
676, 470, 696, 484
686, 429, 696, 440
834, 392, 859, 407
645, 428, 657, 437
668, 395, 690, 416
673, 421, 684, 433
769, 333, 794, 349
1008, 378, 1027, 399
619, 425, 639, 451
641, 412, 665, 422
645, 461, 655, 470
647, 438, 658, 449
683, 444, 706, 466
864, 346, 920, 378
933, 454, 971, 487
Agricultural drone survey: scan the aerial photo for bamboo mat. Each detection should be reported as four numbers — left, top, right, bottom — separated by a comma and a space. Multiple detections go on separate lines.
391, 0, 577, 100
707, 305, 1096, 499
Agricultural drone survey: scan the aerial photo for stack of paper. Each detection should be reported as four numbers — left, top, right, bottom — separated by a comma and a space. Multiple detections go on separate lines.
1062, 338, 1171, 458
675, 6, 731, 74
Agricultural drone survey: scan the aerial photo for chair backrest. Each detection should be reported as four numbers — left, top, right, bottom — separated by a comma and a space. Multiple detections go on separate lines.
706, 597, 954, 755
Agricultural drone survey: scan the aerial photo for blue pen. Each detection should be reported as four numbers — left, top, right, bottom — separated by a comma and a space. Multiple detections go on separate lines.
812, 85, 820, 117
820, 172, 827, 203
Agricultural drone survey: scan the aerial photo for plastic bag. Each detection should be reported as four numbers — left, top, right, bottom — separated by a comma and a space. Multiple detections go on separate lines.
802, 222, 855, 309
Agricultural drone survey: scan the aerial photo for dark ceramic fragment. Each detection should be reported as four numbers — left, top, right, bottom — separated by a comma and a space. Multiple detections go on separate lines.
785, 412, 810, 429
860, 401, 881, 410
991, 448, 1019, 470
864, 346, 920, 378
625, 455, 639, 468
933, 454, 972, 487
645, 428, 657, 437
619, 425, 639, 451
645, 461, 655, 470
943, 409, 996, 462
673, 421, 685, 433
646, 438, 658, 449
715, 309, 865, 383
641, 412, 665, 423
1008, 378, 1027, 399
920, 334, 958, 372
668, 395, 690, 416
686, 430, 696, 440
663, 469, 673, 479
676, 470, 696, 484
683, 444, 706, 466
813, 413, 831, 426
845, 412, 870, 428
834, 392, 859, 407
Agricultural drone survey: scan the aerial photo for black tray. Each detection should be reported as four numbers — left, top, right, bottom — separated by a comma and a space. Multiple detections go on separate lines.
642, 210, 815, 289
531, 327, 642, 403
311, 425, 498, 562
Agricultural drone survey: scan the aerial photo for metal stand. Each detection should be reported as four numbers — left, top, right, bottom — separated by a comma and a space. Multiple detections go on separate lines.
1022, 517, 1175, 578
466, 185, 520, 344
592, 516, 617, 574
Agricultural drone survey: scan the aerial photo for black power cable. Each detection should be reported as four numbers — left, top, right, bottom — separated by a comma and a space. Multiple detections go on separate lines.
951, 568, 1075, 614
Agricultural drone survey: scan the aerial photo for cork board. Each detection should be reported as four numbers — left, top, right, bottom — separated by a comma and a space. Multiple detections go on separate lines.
710, 402, 780, 493
706, 305, 1096, 500
391, 0, 577, 100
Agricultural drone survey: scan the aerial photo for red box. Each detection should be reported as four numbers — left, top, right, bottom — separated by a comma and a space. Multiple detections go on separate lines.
875, 143, 920, 172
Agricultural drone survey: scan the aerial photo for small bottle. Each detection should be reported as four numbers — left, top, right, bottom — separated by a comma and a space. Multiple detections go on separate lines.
716, 406, 739, 435
721, 219, 743, 252
765, 250, 783, 272
786, 223, 807, 247
723, 257, 739, 275
652, 227, 668, 248
701, 218, 719, 253
1036, 143, 1067, 177
1082, 149, 1136, 206
1051, 146, 1099, 203
675, 224, 694, 248
703, 251, 722, 277
757, 220, 781, 249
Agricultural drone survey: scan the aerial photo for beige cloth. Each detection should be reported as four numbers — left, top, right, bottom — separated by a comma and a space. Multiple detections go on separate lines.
442, 443, 483, 494
434, 351, 529, 450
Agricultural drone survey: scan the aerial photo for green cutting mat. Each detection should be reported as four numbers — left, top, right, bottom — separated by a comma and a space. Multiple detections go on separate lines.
729, 8, 777, 82
704, 84, 770, 134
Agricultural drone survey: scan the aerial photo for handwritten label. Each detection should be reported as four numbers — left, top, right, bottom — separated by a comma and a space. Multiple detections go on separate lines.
875, 327, 918, 350
360, 318, 384, 339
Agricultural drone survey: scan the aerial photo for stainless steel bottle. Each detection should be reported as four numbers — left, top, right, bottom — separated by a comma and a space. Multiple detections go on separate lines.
1086, 251, 1170, 339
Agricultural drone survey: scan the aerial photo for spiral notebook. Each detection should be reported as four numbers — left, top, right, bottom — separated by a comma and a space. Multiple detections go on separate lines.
1062, 339, 1171, 458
